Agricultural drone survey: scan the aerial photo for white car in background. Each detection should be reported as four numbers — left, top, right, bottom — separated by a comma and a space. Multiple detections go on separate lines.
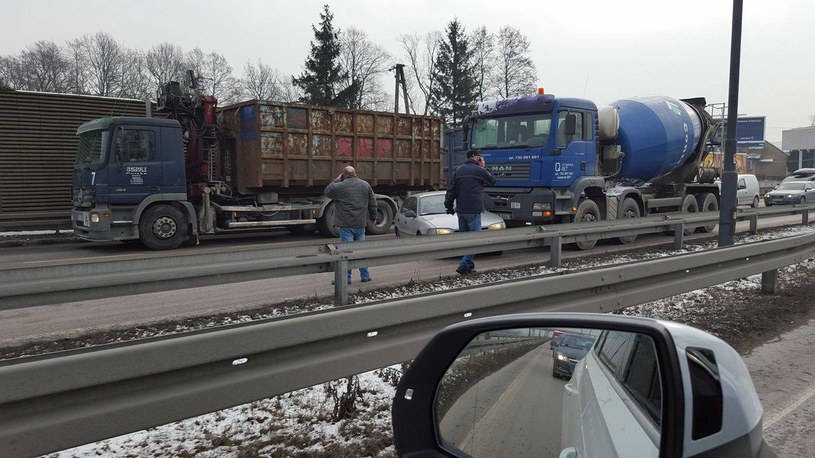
394, 191, 505, 237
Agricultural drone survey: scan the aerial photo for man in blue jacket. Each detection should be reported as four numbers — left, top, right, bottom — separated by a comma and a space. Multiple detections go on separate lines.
444, 151, 496, 275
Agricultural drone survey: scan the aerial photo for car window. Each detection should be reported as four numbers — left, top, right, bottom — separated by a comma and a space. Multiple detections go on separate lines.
596, 330, 634, 375
419, 195, 447, 215
402, 197, 417, 214
115, 129, 156, 163
622, 335, 662, 425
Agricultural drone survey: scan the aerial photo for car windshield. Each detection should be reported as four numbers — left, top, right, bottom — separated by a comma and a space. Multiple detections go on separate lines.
75, 129, 109, 170
558, 335, 595, 350
778, 182, 807, 191
419, 195, 448, 215
471, 113, 552, 149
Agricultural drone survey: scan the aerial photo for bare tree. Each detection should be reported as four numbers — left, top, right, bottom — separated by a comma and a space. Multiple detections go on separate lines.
470, 26, 495, 102
119, 49, 153, 100
242, 59, 281, 101
16, 41, 72, 92
202, 52, 240, 105
0, 55, 26, 90
64, 38, 90, 94
493, 26, 537, 98
75, 32, 126, 96
146, 42, 184, 90
398, 31, 442, 115
339, 27, 391, 110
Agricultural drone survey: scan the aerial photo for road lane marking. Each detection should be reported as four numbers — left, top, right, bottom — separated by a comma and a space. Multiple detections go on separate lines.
764, 383, 815, 429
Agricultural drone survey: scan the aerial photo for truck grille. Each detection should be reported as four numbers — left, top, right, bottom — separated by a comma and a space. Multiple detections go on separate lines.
486, 163, 530, 180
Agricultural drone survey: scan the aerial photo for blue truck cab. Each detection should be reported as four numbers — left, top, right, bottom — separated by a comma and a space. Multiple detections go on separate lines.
464, 93, 600, 225
72, 117, 197, 249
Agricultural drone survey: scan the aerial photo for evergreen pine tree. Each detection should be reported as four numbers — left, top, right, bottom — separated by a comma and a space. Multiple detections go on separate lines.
430, 19, 478, 128
292, 5, 358, 108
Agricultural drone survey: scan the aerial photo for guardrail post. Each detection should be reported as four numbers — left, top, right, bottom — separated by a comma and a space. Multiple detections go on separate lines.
761, 269, 778, 294
333, 259, 349, 305
673, 223, 684, 249
549, 236, 562, 268
749, 214, 758, 235
803, 209, 810, 225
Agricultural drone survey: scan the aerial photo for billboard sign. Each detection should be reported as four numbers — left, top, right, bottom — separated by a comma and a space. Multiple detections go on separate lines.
715, 116, 766, 148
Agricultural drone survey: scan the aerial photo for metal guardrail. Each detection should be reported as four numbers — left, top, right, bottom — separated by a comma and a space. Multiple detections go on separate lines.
1, 231, 814, 457
0, 203, 812, 309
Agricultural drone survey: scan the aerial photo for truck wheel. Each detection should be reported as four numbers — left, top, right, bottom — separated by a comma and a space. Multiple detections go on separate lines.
139, 204, 188, 250
617, 198, 640, 244
680, 194, 699, 236
751, 196, 760, 208
316, 203, 340, 238
695, 193, 719, 233
367, 200, 394, 235
573, 199, 601, 250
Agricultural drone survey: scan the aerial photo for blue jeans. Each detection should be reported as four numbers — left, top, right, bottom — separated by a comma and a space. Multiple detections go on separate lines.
457, 213, 481, 271
339, 227, 370, 282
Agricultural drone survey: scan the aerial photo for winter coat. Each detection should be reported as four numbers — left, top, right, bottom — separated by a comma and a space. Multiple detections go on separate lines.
444, 159, 496, 214
324, 176, 377, 228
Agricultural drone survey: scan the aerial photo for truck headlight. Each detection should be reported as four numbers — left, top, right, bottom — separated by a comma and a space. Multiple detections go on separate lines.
557, 353, 569, 361
427, 228, 454, 235
91, 213, 101, 224
488, 221, 505, 231
532, 203, 551, 210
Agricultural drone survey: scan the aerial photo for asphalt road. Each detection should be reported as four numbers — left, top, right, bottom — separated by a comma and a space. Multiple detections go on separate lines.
439, 343, 566, 458
0, 213, 810, 346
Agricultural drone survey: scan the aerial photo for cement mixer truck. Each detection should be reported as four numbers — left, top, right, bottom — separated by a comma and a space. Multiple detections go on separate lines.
460, 92, 720, 249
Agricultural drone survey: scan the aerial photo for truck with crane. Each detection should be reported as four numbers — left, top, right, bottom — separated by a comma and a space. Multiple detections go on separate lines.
71, 78, 444, 249
457, 91, 721, 249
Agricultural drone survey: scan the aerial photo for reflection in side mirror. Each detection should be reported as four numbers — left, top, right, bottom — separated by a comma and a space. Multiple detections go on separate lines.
434, 327, 660, 458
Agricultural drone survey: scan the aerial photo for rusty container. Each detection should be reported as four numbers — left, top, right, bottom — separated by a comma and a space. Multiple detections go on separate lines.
217, 101, 445, 195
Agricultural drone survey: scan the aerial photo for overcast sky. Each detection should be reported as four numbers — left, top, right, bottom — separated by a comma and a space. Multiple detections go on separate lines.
3, 0, 813, 145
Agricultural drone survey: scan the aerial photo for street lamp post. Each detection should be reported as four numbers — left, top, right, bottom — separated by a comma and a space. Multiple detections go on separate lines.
718, 0, 744, 247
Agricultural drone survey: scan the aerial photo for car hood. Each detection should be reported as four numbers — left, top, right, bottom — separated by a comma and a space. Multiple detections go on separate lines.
768, 190, 805, 196
418, 211, 504, 230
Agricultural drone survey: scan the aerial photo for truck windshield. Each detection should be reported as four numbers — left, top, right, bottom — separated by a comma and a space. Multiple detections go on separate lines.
75, 129, 109, 169
471, 113, 552, 149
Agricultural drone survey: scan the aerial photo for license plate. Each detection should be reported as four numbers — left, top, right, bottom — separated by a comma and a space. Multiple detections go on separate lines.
82, 212, 90, 227
510, 202, 521, 209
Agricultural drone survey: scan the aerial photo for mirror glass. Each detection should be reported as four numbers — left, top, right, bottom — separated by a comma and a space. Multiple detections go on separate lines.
434, 327, 662, 458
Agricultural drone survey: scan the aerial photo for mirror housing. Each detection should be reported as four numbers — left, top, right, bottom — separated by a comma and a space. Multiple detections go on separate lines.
392, 313, 770, 458
404, 210, 417, 218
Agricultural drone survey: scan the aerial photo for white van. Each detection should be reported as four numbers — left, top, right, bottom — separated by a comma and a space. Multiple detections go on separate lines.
736, 174, 760, 207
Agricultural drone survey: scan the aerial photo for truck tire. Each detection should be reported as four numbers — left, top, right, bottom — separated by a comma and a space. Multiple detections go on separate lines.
316, 203, 340, 238
367, 200, 394, 235
680, 194, 699, 236
751, 196, 760, 208
573, 199, 601, 250
617, 198, 640, 244
139, 204, 188, 250
695, 193, 719, 233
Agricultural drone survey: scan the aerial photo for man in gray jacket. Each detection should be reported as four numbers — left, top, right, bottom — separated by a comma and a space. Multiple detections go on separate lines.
324, 166, 377, 284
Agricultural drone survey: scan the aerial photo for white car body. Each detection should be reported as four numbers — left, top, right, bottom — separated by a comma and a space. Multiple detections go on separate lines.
561, 321, 763, 458
394, 191, 505, 236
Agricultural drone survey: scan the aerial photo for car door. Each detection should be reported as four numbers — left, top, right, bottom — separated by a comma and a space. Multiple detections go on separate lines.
806, 183, 815, 202
736, 177, 748, 206
396, 196, 419, 236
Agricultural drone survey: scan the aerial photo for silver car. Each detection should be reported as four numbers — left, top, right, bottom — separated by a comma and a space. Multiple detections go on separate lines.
394, 191, 505, 237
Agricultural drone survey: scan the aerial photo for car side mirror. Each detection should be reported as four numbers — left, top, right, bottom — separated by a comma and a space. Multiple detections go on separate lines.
404, 210, 417, 218
565, 114, 577, 136
392, 313, 772, 458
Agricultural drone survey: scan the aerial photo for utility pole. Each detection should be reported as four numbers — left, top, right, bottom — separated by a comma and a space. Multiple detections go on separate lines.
718, 0, 743, 247
391, 64, 412, 115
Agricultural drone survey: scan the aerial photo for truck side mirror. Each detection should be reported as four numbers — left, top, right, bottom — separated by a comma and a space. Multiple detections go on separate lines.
392, 313, 773, 458
565, 113, 577, 136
